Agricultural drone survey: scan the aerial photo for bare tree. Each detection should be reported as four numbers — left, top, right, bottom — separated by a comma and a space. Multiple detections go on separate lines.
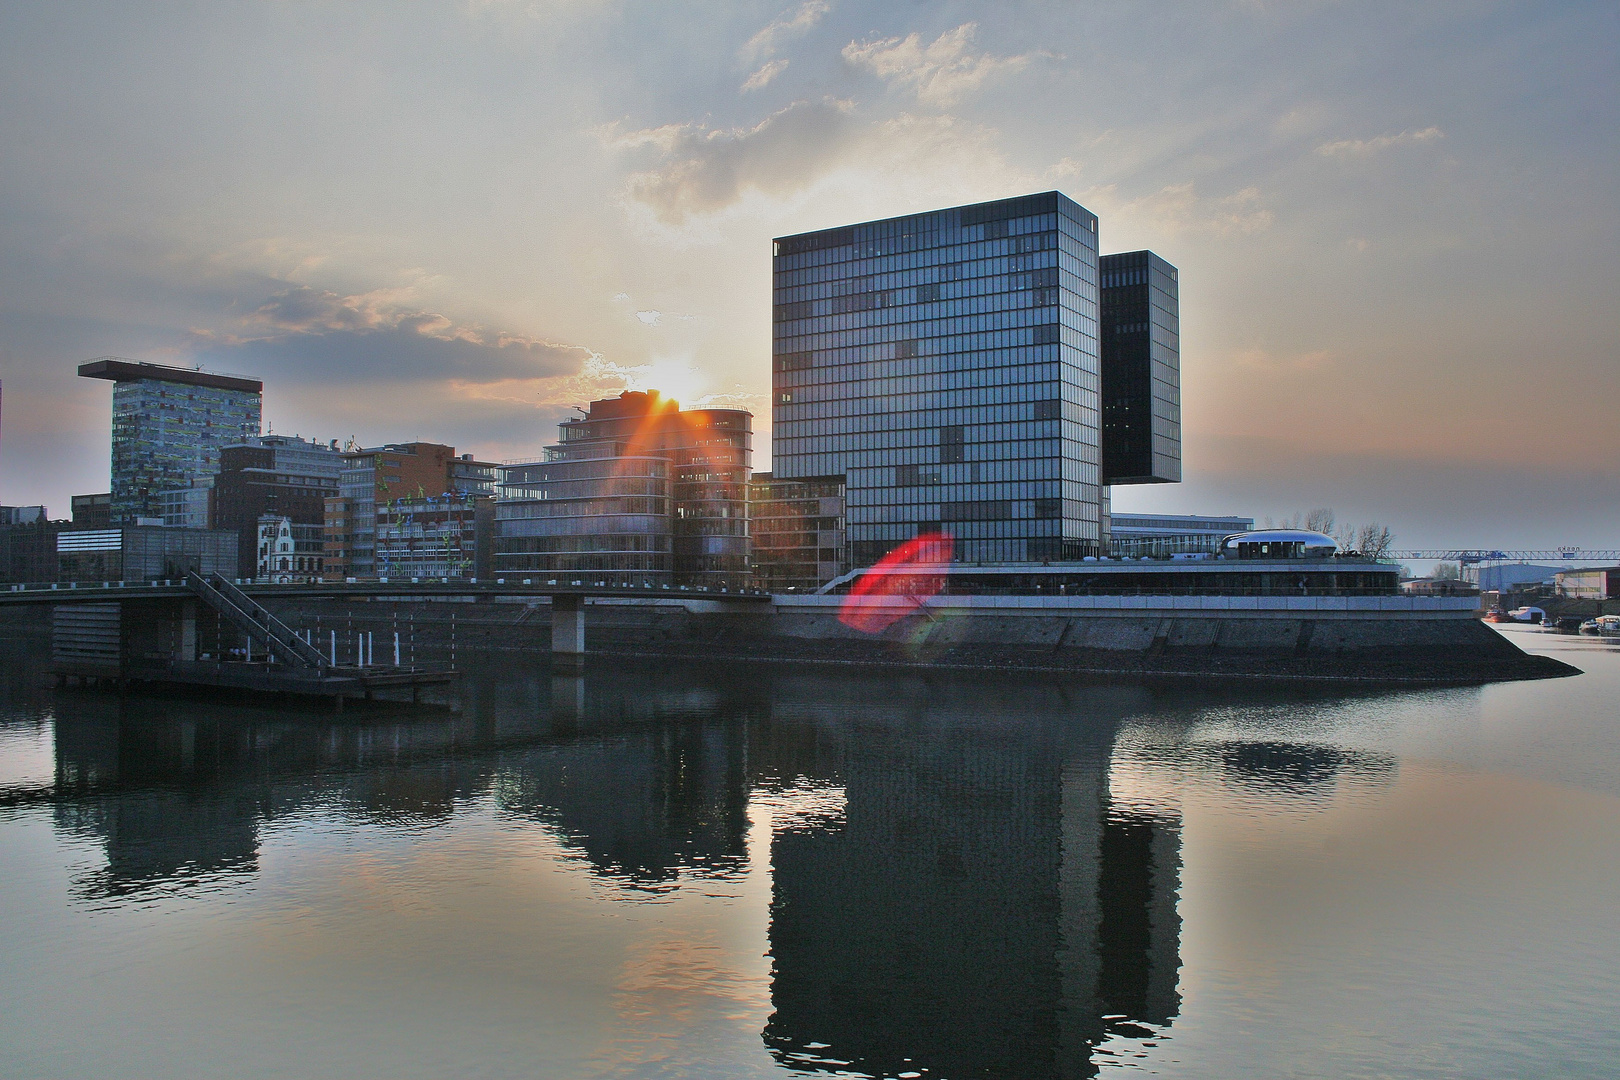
1354, 523, 1395, 558
1304, 508, 1336, 534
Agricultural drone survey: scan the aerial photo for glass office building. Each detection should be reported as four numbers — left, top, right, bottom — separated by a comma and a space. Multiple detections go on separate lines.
78, 359, 262, 524
496, 391, 752, 588
771, 192, 1106, 565
1100, 251, 1181, 485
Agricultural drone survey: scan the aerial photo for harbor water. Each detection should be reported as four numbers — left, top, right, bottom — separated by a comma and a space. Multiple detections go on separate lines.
1, 626, 1616, 1078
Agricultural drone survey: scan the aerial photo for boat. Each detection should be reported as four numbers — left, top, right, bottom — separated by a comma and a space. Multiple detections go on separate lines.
1484, 609, 1512, 624
1579, 615, 1620, 634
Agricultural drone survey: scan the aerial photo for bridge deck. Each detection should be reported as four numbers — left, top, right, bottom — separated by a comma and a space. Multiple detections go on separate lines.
3, 579, 773, 605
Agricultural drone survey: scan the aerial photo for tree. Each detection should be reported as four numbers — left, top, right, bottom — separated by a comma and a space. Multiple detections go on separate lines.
1433, 561, 1461, 580
1304, 508, 1336, 534
1354, 523, 1394, 558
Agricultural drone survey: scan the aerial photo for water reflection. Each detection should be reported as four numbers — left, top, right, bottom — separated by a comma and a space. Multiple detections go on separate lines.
752, 679, 1178, 1079
5, 658, 1439, 1077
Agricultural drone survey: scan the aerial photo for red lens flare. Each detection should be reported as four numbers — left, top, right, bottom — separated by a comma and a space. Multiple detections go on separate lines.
838, 532, 954, 634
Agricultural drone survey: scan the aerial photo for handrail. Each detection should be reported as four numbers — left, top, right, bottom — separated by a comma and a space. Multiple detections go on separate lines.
185, 572, 329, 670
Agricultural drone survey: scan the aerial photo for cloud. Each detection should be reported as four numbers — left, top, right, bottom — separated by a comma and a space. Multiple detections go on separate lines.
610, 98, 860, 223
742, 1, 830, 61
1316, 126, 1445, 158
741, 58, 789, 92
1094, 181, 1275, 237
191, 285, 595, 385
841, 22, 1034, 106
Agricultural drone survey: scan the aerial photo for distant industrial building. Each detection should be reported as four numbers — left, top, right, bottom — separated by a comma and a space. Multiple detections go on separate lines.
495, 391, 752, 588
1468, 563, 1562, 592
56, 525, 236, 583
749, 473, 847, 592
1108, 513, 1254, 557
324, 442, 495, 579
1557, 566, 1620, 600
211, 435, 343, 579
771, 191, 1180, 568
1400, 577, 1480, 597
78, 358, 262, 524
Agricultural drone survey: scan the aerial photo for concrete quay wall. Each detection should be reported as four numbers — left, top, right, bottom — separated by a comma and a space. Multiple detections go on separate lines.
240, 592, 1569, 685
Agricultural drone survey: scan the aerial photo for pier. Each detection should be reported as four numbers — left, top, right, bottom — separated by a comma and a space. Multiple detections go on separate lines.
5, 574, 771, 700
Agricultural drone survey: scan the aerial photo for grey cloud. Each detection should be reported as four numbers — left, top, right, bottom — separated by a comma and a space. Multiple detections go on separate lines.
619, 98, 860, 223
195, 286, 594, 385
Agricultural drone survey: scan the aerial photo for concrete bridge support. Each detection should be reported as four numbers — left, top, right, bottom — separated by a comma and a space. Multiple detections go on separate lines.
552, 595, 586, 672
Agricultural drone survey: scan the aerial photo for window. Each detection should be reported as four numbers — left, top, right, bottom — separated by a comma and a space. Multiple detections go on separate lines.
940, 426, 965, 464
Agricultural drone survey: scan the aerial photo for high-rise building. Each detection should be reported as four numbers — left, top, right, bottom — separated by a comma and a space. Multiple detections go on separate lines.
78, 359, 262, 524
211, 435, 343, 578
770, 193, 1182, 568
772, 192, 1107, 566
1099, 251, 1181, 486
324, 443, 496, 579
495, 391, 752, 588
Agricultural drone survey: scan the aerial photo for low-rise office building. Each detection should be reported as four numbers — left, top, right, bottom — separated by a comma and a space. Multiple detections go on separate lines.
212, 435, 343, 578
749, 473, 847, 592
0, 513, 65, 584
71, 494, 112, 529
57, 526, 237, 583
159, 483, 212, 529
375, 493, 493, 579
325, 442, 495, 579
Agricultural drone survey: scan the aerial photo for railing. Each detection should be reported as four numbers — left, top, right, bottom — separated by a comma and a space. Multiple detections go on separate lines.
185, 572, 329, 670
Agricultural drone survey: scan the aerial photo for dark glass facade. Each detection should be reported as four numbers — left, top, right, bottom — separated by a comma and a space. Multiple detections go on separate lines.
495, 392, 752, 588
1099, 251, 1181, 485
772, 192, 1105, 566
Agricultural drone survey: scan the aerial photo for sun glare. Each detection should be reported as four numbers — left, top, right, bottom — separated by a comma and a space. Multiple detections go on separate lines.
624, 355, 707, 408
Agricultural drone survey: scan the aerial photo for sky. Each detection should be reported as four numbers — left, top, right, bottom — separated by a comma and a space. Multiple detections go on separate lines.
0, 1, 1615, 551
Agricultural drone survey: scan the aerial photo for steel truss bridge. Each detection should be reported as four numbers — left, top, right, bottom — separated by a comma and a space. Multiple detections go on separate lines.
1390, 550, 1620, 566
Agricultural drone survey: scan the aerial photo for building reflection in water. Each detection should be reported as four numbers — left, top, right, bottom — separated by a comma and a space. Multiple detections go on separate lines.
753, 676, 1180, 1079
22, 655, 1401, 1076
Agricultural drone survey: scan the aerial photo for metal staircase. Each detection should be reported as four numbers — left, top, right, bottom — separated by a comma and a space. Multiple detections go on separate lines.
185, 572, 329, 671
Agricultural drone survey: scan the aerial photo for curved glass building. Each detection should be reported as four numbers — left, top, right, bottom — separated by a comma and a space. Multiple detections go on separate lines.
495, 391, 752, 588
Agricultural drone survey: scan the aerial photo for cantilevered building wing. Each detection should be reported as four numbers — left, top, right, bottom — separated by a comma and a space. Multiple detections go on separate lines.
1099, 251, 1181, 485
